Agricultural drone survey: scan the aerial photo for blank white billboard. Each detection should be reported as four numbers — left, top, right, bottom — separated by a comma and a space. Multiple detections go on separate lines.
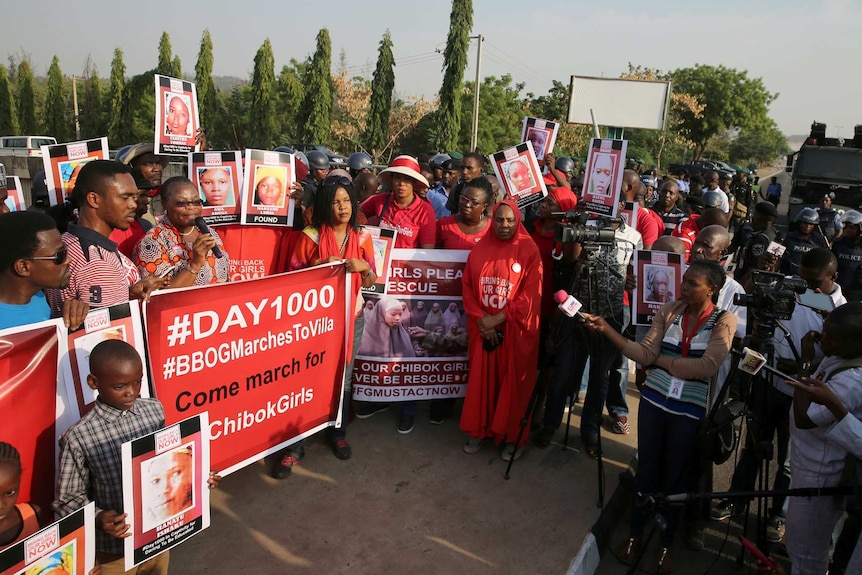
567, 76, 671, 131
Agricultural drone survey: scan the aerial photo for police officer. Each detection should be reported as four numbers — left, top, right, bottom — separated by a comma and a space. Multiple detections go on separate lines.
832, 210, 862, 301
817, 193, 843, 243
730, 201, 778, 281
781, 207, 828, 275
347, 152, 373, 180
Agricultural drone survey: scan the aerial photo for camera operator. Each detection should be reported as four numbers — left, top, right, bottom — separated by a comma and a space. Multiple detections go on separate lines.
534, 211, 641, 453
713, 249, 846, 545
729, 201, 779, 282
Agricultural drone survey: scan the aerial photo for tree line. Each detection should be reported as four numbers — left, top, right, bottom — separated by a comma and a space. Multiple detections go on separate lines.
0, 0, 789, 167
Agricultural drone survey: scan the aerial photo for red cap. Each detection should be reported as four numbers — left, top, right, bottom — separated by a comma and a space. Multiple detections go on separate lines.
553, 290, 568, 304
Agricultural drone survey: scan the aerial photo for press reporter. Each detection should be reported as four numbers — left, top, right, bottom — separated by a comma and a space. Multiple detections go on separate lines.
582, 259, 736, 574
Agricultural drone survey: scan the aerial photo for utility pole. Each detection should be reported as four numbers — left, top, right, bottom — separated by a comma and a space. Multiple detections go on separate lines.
469, 34, 483, 153
72, 76, 81, 140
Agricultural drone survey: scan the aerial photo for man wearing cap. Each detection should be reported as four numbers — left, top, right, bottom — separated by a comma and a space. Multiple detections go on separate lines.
832, 210, 862, 300
817, 194, 843, 243
118, 143, 170, 188
427, 158, 460, 219
655, 180, 686, 236
108, 168, 156, 258
729, 201, 778, 281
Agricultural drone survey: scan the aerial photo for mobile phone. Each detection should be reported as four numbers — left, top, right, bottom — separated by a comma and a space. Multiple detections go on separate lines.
738, 535, 775, 569
797, 289, 834, 312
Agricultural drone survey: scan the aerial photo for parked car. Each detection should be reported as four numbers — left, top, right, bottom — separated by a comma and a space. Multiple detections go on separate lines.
0, 135, 58, 157
288, 143, 347, 168
667, 159, 735, 180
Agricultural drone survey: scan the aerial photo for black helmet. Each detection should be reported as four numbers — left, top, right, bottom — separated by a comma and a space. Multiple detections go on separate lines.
554, 156, 575, 175
797, 207, 820, 225
273, 146, 295, 154
307, 150, 330, 171
702, 190, 724, 209
347, 152, 373, 172
429, 153, 451, 170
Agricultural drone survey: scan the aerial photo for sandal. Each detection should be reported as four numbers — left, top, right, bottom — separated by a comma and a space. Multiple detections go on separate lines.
619, 537, 640, 566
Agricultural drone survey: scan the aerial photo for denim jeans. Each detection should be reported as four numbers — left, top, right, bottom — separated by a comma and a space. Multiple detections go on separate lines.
631, 399, 701, 547
606, 305, 631, 420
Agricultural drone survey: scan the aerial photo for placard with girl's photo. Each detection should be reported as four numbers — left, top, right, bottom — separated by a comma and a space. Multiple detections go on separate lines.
189, 151, 243, 226
40, 137, 110, 206
154, 75, 200, 156
240, 149, 296, 226
520, 116, 559, 167
0, 504, 96, 575
634, 250, 685, 325
490, 143, 547, 209
581, 138, 627, 218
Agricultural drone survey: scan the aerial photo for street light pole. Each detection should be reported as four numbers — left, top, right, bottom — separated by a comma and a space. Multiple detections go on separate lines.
469, 34, 483, 153
72, 76, 81, 140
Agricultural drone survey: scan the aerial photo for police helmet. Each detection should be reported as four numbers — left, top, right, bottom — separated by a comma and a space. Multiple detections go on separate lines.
701, 190, 724, 209
347, 152, 373, 172
841, 210, 862, 225
554, 156, 575, 175
306, 150, 330, 171
641, 176, 657, 189
796, 207, 820, 225
429, 153, 451, 170
273, 146, 295, 154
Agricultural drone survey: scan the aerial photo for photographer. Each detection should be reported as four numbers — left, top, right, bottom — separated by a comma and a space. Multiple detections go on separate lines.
713, 249, 847, 544
534, 212, 641, 451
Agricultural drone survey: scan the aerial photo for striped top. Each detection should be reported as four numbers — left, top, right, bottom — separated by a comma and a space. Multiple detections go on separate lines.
622, 300, 736, 421
47, 224, 141, 316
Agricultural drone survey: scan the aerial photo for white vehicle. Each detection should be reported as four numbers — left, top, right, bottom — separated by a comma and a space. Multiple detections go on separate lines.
0, 135, 58, 157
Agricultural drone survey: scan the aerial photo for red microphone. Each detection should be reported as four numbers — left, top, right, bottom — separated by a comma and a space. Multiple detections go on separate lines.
554, 290, 585, 319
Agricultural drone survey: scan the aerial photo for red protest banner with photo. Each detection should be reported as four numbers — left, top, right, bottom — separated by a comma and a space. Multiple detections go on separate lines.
490, 143, 548, 209
353, 249, 470, 402
521, 116, 559, 167
360, 226, 397, 295
240, 149, 296, 227
0, 503, 96, 575
122, 414, 210, 570
41, 137, 109, 206
634, 250, 685, 325
190, 151, 243, 226
0, 320, 73, 511
581, 138, 627, 218
155, 75, 200, 156
144, 264, 350, 475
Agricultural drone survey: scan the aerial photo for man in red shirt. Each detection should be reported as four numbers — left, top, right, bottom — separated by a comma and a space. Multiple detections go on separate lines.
621, 170, 661, 248
672, 191, 729, 260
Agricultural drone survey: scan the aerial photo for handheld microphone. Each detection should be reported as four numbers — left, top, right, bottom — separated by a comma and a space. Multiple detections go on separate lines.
194, 217, 225, 259
554, 290, 585, 320
731, 348, 802, 385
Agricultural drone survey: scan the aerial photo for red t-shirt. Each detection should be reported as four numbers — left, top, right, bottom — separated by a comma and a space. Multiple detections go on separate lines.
671, 215, 702, 259
636, 207, 663, 248
361, 193, 436, 248
436, 216, 490, 250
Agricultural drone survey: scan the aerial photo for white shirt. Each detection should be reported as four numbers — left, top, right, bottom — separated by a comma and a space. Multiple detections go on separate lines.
614, 223, 644, 268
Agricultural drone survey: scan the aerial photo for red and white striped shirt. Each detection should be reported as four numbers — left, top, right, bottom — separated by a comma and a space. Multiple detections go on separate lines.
47, 224, 140, 316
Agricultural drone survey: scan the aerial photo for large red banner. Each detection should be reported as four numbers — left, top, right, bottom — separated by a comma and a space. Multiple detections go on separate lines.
0, 321, 67, 510
144, 264, 350, 475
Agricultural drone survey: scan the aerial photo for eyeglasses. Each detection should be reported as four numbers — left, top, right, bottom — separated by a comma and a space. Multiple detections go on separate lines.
172, 199, 204, 208
322, 175, 353, 188
23, 246, 68, 265
459, 195, 483, 208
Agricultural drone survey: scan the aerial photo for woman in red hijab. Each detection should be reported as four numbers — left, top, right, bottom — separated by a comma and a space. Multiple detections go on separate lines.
460, 200, 542, 461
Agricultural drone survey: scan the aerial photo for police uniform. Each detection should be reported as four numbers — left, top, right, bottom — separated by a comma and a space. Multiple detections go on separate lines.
780, 230, 827, 275
833, 236, 862, 300
817, 207, 842, 242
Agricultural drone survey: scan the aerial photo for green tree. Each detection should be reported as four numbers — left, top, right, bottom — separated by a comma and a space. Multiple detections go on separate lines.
275, 61, 306, 142
43, 55, 69, 141
16, 60, 37, 134
729, 120, 790, 164
0, 65, 16, 134
298, 28, 333, 144
81, 61, 105, 139
456, 74, 523, 153
156, 32, 181, 77
670, 64, 776, 160
195, 30, 218, 136
435, 0, 472, 151
362, 31, 395, 158
108, 48, 128, 144
216, 84, 252, 150
248, 38, 276, 149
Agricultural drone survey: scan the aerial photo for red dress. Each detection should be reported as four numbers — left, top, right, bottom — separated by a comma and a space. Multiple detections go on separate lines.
460, 200, 543, 446
436, 216, 490, 249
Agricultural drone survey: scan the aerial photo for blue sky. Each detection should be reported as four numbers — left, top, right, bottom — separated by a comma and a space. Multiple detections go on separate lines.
7, 0, 862, 138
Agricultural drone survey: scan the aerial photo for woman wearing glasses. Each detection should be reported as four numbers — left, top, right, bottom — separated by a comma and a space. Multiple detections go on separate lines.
435, 177, 493, 249
133, 176, 228, 287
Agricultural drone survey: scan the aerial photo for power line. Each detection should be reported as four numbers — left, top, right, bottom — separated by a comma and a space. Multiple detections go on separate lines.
484, 42, 557, 86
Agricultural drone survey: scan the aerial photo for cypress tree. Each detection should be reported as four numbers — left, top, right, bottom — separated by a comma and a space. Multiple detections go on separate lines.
298, 28, 333, 144
248, 38, 276, 149
157, 32, 181, 77
107, 48, 127, 145
16, 60, 37, 134
0, 66, 15, 134
436, 0, 473, 151
276, 62, 305, 142
195, 30, 218, 135
43, 55, 69, 141
81, 62, 105, 139
362, 31, 395, 159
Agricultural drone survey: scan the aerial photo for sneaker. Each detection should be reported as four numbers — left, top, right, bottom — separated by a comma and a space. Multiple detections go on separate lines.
397, 413, 415, 434
273, 448, 304, 479
463, 437, 485, 454
354, 403, 389, 419
766, 516, 785, 543
534, 427, 555, 448
331, 438, 352, 460
612, 416, 630, 435
711, 500, 735, 521
428, 414, 445, 425
501, 443, 524, 462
